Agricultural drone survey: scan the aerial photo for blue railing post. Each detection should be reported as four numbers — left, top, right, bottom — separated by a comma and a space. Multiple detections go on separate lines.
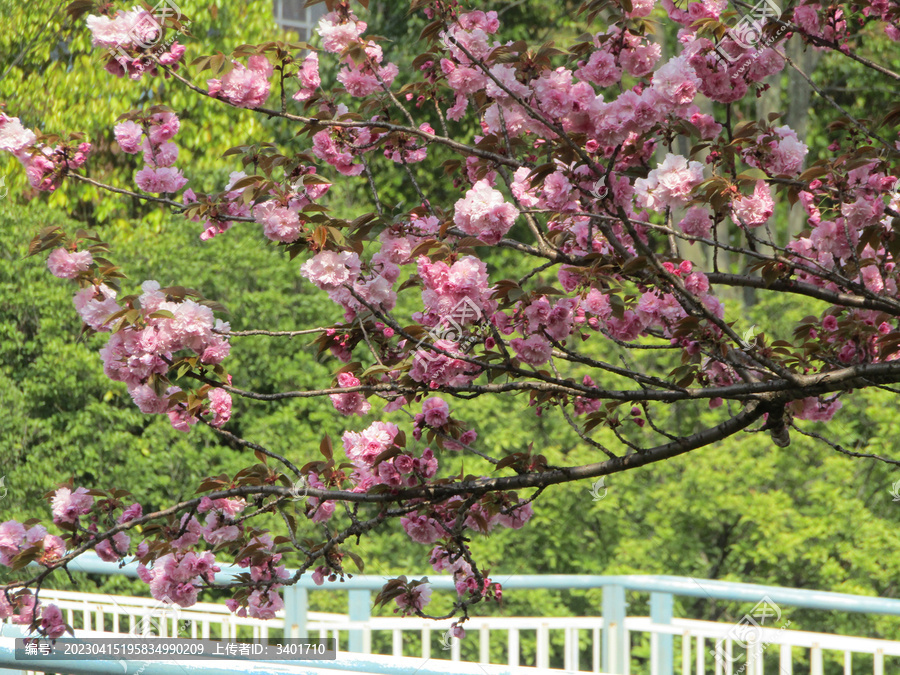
650, 592, 674, 675
602, 584, 627, 674
348, 589, 370, 653
282, 585, 308, 639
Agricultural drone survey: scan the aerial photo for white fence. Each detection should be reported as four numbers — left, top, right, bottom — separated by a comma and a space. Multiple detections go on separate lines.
13, 588, 900, 674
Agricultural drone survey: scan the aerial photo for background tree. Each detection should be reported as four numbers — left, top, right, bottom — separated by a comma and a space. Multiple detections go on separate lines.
0, 0, 899, 667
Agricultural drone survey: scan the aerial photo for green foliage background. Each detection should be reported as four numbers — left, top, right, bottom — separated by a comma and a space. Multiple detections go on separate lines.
1, 1, 900, 672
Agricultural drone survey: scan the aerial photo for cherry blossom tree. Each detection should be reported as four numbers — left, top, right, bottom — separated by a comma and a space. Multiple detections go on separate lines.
2, 0, 900, 640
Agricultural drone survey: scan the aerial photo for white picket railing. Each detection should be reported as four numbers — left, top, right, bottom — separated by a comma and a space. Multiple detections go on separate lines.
14, 588, 900, 674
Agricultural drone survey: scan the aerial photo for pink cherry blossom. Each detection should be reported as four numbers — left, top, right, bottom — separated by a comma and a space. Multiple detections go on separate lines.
511, 334, 553, 365
47, 248, 93, 279
39, 603, 67, 638
86, 8, 156, 49
311, 566, 327, 586
317, 11, 367, 53
732, 181, 775, 227
135, 166, 188, 193
312, 129, 365, 176
143, 140, 178, 168
401, 513, 444, 544
147, 112, 180, 145
51, 487, 94, 524
343, 420, 400, 469
793, 5, 821, 35
120, 503, 143, 522
247, 587, 284, 620
395, 583, 432, 615
202, 512, 241, 546
144, 552, 220, 607
0, 113, 36, 155
0, 520, 26, 566
635, 153, 704, 210
409, 339, 481, 387
293, 52, 321, 101
330, 372, 371, 416
417, 255, 493, 328
791, 396, 842, 422
745, 125, 808, 175
18, 150, 58, 191
677, 207, 713, 239
651, 55, 701, 108
208, 56, 273, 109
454, 179, 518, 245
421, 397, 450, 427
576, 50, 622, 87
253, 201, 303, 243
300, 250, 362, 291
208, 388, 232, 427
42, 535, 66, 561
95, 531, 131, 562
337, 45, 399, 98
114, 120, 143, 153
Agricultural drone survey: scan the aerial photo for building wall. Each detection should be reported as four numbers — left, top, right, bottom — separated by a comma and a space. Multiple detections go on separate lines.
272, 0, 327, 41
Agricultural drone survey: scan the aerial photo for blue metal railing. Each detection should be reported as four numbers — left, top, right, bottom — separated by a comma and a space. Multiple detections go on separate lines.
6, 551, 900, 675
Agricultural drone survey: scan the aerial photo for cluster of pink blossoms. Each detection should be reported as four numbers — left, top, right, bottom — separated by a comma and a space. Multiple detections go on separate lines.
453, 180, 519, 245
1, 487, 143, 633
138, 551, 220, 607
47, 247, 93, 279
0, 589, 64, 637
0, 520, 64, 569
300, 247, 398, 320
185, 171, 251, 241
226, 535, 291, 619
409, 338, 482, 388
795, 3, 899, 44
50, 273, 233, 431
430, 545, 504, 604
415, 255, 494, 329
337, 41, 399, 98
635, 153, 705, 211
330, 372, 371, 417
400, 491, 534, 546
342, 420, 438, 493
786, 161, 898, 316
186, 165, 330, 243
48, 485, 143, 562
208, 55, 273, 109
731, 180, 775, 228
410, 397, 480, 452
743, 125, 809, 176
317, 10, 399, 98
293, 52, 321, 102
310, 102, 380, 177
115, 112, 187, 194
134, 501, 289, 616
86, 6, 186, 80
0, 114, 92, 192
